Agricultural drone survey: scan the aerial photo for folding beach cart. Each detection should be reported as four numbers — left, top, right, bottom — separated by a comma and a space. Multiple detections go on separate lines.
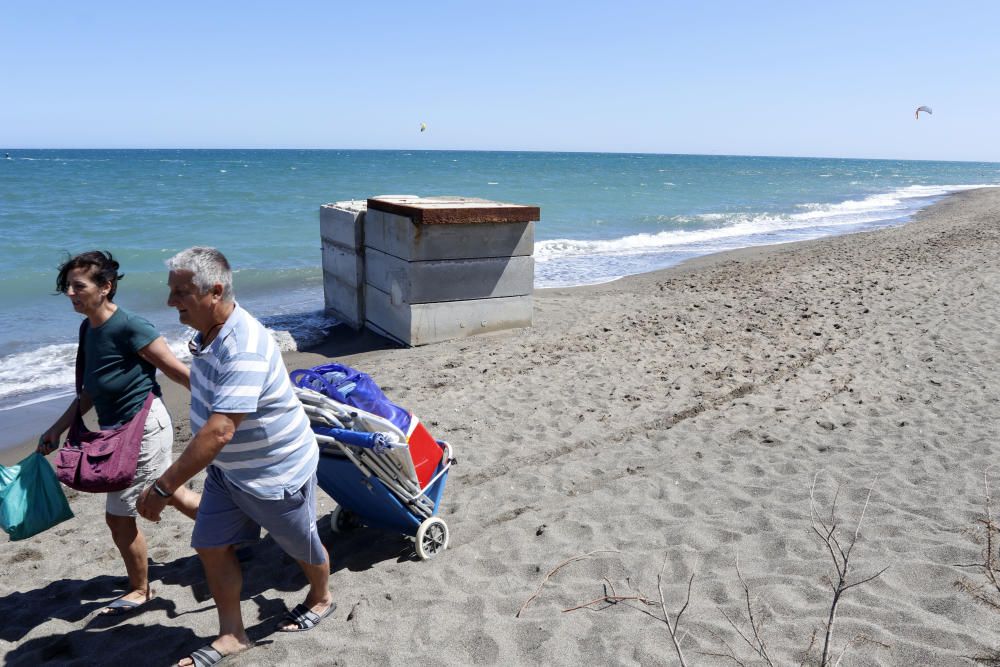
291, 365, 455, 560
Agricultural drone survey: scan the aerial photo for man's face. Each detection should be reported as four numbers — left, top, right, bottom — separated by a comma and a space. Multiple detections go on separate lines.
167, 270, 217, 331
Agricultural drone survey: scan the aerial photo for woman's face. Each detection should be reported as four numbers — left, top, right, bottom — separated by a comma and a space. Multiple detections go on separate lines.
64, 267, 110, 315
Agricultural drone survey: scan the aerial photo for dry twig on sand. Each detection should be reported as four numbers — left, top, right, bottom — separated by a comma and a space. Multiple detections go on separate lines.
657, 555, 695, 667
700, 553, 776, 667
703, 474, 888, 666
554, 553, 693, 666
808, 472, 889, 666
954, 468, 1000, 665
955, 468, 1000, 611
525, 476, 888, 665
561, 575, 658, 613
516, 549, 621, 618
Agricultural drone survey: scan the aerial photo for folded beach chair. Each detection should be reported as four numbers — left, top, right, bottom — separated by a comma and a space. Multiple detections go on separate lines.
291, 365, 454, 560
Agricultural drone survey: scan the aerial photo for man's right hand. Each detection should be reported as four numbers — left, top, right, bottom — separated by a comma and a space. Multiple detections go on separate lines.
137, 485, 167, 522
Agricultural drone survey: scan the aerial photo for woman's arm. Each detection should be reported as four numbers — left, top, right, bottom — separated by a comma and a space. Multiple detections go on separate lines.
138, 336, 190, 390
38, 390, 93, 453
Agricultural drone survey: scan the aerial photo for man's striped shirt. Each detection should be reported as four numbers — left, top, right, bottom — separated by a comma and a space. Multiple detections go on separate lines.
190, 303, 317, 499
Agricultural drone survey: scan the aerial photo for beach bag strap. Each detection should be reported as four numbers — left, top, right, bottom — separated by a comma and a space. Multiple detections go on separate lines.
71, 319, 88, 430
75, 319, 87, 398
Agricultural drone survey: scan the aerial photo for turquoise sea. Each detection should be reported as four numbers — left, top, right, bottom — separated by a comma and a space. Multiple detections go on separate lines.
1, 149, 999, 444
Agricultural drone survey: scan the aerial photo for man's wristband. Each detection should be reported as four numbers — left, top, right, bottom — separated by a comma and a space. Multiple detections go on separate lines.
152, 481, 173, 498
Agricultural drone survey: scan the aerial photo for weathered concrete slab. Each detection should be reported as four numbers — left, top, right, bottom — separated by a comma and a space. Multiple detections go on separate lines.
365, 248, 533, 305
323, 271, 364, 330
365, 287, 533, 346
322, 194, 539, 342
320, 201, 367, 250
321, 241, 364, 289
368, 195, 540, 225
364, 209, 534, 261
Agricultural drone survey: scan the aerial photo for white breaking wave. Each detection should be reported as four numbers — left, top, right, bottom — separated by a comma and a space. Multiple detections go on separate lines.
0, 310, 340, 406
535, 184, 995, 262
0, 342, 78, 407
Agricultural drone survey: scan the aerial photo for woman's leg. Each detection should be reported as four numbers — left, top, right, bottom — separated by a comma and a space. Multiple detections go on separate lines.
99, 397, 170, 612
103, 513, 152, 610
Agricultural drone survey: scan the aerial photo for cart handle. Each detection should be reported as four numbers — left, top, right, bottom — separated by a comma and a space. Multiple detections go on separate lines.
312, 427, 403, 453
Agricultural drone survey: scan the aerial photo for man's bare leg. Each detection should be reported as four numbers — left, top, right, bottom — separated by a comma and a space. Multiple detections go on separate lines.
178, 545, 253, 667
277, 546, 333, 631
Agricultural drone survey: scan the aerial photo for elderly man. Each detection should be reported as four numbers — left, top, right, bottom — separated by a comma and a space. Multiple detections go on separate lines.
138, 247, 333, 667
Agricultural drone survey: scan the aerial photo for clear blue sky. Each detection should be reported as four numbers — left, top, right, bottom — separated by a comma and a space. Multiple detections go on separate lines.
2, 1, 998, 161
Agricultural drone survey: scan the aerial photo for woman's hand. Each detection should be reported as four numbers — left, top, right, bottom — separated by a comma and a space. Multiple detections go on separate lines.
37, 394, 87, 455
37, 427, 61, 455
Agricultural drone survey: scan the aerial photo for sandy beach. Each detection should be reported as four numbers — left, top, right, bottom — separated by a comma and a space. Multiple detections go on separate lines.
3, 187, 1000, 665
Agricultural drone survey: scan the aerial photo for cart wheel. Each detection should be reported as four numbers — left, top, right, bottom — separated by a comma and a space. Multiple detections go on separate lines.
415, 517, 449, 560
329, 506, 358, 533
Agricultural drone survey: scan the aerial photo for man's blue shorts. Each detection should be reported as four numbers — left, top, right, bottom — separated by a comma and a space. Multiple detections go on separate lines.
191, 465, 326, 565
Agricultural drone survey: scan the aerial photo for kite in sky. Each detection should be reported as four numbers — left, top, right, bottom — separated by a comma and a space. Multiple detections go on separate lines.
915, 105, 933, 119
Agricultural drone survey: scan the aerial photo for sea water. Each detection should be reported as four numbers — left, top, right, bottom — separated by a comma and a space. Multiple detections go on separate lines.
1, 149, 998, 442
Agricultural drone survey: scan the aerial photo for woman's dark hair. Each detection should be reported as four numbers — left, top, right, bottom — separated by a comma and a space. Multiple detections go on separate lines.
56, 251, 125, 301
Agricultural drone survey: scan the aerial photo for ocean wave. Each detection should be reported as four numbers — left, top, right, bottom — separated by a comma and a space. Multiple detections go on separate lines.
9, 156, 110, 162
0, 310, 340, 406
535, 184, 995, 262
0, 342, 79, 404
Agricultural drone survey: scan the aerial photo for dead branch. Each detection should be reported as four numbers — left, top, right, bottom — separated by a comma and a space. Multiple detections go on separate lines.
699, 626, 751, 667
966, 650, 1000, 666
810, 473, 888, 666
708, 552, 775, 666
833, 634, 890, 667
954, 468, 1000, 613
797, 629, 818, 667
516, 549, 621, 617
603, 577, 617, 598
658, 553, 694, 667
562, 594, 655, 613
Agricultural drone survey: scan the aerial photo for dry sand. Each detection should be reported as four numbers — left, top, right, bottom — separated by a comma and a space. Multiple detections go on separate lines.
3, 188, 1000, 665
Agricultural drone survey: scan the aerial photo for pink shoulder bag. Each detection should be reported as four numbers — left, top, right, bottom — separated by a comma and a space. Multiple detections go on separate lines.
54, 321, 153, 493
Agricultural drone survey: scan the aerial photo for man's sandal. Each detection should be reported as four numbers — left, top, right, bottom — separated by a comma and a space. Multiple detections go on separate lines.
277, 602, 337, 632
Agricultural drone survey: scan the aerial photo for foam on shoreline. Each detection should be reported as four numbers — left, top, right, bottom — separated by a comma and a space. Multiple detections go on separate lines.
4, 183, 993, 418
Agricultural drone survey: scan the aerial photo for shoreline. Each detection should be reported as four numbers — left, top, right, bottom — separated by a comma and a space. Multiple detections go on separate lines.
0, 188, 963, 462
4, 187, 1000, 662
1, 177, 990, 425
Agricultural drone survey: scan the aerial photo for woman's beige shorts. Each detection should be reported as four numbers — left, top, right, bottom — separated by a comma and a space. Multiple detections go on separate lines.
104, 397, 173, 518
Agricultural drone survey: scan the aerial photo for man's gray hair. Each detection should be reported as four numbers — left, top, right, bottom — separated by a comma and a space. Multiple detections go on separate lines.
166, 247, 234, 301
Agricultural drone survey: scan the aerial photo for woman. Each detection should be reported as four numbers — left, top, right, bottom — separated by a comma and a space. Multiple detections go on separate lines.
38, 250, 200, 616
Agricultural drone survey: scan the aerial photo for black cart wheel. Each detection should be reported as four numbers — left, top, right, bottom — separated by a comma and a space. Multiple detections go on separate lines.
329, 506, 359, 533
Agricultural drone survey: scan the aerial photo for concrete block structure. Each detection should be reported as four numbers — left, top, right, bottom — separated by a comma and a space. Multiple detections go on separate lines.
320, 195, 539, 346
319, 201, 367, 329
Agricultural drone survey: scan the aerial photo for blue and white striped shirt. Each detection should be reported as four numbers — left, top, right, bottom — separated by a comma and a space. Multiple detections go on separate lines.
190, 303, 318, 499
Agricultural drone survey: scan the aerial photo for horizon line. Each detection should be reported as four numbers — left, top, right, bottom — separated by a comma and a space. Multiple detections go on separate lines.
2, 147, 996, 165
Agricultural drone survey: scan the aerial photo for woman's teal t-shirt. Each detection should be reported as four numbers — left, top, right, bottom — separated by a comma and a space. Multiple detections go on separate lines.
81, 307, 161, 427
